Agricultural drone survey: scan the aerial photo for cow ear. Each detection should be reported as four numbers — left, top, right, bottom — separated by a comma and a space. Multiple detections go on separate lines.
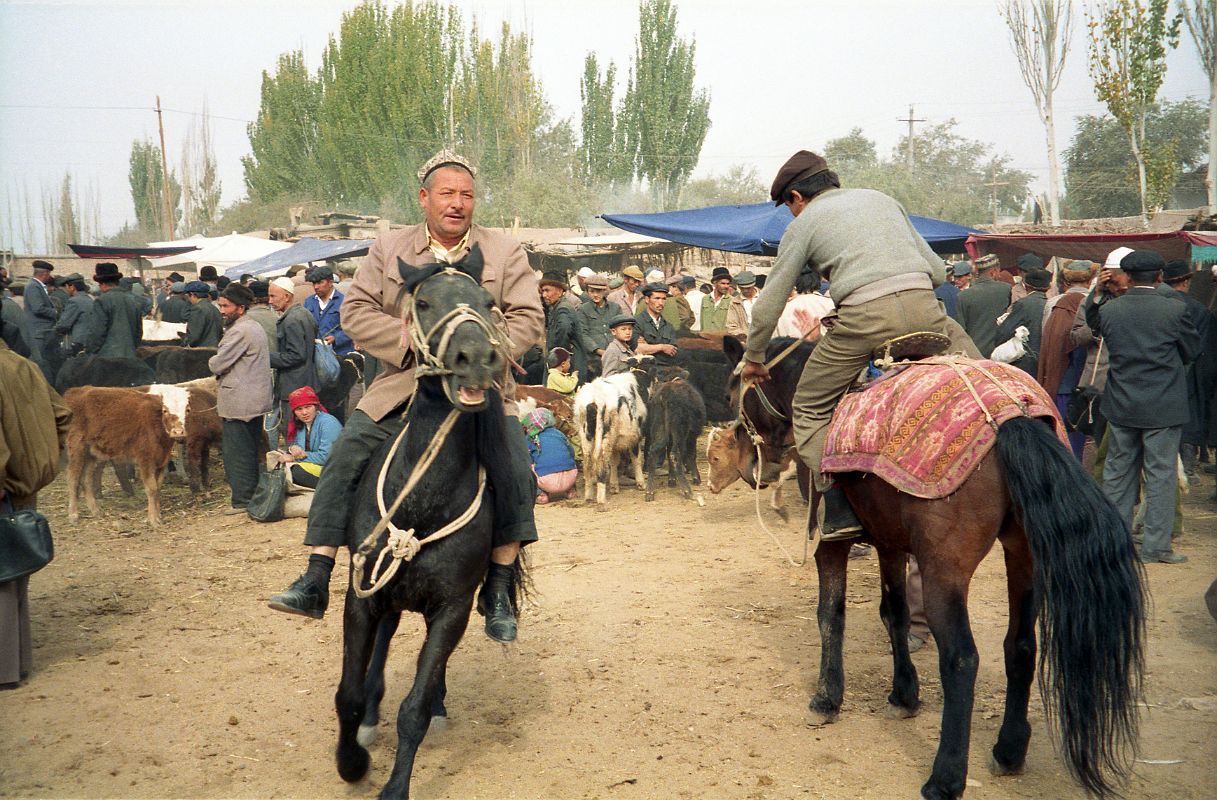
457, 244, 484, 284
722, 334, 745, 368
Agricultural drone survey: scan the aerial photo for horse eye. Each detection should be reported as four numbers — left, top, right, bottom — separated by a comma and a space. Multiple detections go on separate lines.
416, 300, 429, 311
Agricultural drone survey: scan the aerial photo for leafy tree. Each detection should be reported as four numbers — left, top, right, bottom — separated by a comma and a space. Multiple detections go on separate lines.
1087, 0, 1182, 221
579, 54, 631, 186
824, 122, 1033, 226
677, 164, 767, 208
1001, 0, 1073, 225
1063, 100, 1209, 217
623, 0, 711, 211
128, 138, 181, 238
242, 51, 323, 204
1180, 0, 1216, 212
56, 173, 79, 250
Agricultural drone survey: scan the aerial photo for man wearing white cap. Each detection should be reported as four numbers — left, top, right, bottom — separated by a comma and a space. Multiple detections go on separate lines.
572, 266, 595, 304
267, 277, 319, 445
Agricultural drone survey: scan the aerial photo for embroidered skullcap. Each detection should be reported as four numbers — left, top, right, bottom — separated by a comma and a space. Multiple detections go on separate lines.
417, 149, 477, 183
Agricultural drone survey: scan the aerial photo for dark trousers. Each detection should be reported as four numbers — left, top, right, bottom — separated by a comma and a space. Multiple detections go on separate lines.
289, 463, 320, 489
304, 408, 538, 550
222, 417, 264, 508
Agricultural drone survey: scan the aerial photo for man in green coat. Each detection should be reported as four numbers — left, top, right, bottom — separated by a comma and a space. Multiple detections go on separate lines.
83, 263, 144, 360
182, 280, 223, 347
700, 267, 734, 332
574, 273, 623, 381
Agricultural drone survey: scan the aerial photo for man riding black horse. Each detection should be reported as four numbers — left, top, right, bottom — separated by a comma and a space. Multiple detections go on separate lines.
739, 150, 981, 538
268, 149, 545, 643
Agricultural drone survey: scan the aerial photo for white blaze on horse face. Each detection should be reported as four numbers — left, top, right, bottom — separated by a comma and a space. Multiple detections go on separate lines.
148, 384, 190, 439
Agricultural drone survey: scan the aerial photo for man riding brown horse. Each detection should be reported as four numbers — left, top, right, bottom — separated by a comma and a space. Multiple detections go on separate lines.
739, 150, 981, 538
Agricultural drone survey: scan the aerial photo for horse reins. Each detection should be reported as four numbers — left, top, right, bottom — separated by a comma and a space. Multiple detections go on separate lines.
349, 268, 503, 599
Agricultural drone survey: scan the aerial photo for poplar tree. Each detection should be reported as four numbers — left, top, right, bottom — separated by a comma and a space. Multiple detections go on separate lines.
242, 51, 322, 203
1181, 0, 1216, 212
623, 0, 710, 210
1087, 0, 1182, 222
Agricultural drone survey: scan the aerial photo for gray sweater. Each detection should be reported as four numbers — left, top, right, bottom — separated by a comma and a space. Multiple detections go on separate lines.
745, 187, 944, 362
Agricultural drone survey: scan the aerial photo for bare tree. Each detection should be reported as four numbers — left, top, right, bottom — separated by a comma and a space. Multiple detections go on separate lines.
1181, 0, 1216, 213
1001, 0, 1072, 225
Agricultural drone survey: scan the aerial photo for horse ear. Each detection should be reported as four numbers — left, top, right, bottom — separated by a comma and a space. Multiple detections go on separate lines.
456, 244, 484, 284
722, 334, 745, 368
397, 257, 419, 286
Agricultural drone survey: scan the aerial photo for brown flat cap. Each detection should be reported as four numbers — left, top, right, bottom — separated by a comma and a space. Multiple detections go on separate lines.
770, 150, 829, 205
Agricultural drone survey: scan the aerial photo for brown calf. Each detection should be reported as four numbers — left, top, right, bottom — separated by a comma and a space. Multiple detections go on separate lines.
65, 386, 188, 528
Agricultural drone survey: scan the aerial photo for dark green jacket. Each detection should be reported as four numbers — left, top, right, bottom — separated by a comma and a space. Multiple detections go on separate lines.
955, 275, 1011, 357
158, 295, 190, 324
633, 309, 679, 366
183, 299, 223, 348
84, 288, 144, 359
995, 290, 1046, 377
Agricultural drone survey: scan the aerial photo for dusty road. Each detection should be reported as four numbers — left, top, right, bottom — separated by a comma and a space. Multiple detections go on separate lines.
2, 454, 1215, 799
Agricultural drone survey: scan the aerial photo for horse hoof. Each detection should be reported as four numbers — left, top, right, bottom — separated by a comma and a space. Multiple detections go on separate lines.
667, 477, 677, 487
988, 752, 1024, 777
885, 702, 919, 720
336, 742, 370, 783
356, 724, 377, 747
807, 708, 838, 727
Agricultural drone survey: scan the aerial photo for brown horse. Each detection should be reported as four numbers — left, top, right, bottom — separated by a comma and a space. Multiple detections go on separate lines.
721, 336, 1146, 800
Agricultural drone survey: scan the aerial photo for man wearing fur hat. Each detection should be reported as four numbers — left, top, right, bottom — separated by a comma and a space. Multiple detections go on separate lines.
268, 150, 544, 644
956, 253, 1012, 357
82, 263, 143, 360
740, 150, 981, 539
1086, 250, 1200, 564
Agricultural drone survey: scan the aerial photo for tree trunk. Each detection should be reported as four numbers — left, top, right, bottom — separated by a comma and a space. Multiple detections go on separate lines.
1130, 126, 1149, 225
1207, 69, 1216, 214
1044, 94, 1062, 225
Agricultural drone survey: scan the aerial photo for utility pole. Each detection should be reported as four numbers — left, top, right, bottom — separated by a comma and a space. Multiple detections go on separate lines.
983, 166, 1010, 226
155, 96, 175, 241
897, 104, 925, 169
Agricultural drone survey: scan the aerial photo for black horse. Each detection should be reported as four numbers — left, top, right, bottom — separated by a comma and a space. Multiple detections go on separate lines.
333, 249, 522, 799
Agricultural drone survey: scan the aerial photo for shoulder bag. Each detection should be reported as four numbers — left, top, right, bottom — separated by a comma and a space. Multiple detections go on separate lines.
247, 466, 288, 523
0, 509, 54, 583
1065, 339, 1105, 436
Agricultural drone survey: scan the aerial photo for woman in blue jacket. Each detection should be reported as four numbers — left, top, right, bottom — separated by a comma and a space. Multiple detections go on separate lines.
521, 408, 577, 503
273, 386, 343, 489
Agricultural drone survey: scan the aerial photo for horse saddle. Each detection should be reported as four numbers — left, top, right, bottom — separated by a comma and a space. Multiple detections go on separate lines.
871, 331, 951, 369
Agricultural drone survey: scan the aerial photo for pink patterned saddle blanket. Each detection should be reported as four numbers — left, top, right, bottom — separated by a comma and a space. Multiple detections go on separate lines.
822, 357, 1068, 499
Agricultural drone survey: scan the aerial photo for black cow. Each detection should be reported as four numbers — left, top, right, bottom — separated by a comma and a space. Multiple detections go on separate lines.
671, 347, 733, 422
56, 355, 156, 394
644, 368, 707, 501
155, 347, 216, 384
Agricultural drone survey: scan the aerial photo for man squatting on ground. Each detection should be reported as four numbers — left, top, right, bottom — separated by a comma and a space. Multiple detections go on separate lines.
268, 151, 545, 643
741, 150, 982, 538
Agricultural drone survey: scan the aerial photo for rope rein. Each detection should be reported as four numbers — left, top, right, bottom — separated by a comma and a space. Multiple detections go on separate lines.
348, 269, 504, 599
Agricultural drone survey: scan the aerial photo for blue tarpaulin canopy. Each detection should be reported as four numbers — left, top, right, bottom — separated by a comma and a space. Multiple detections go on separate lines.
225, 238, 376, 279
600, 202, 979, 256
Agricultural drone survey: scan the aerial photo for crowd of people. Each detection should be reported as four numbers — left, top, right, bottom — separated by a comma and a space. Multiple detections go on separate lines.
2, 145, 1215, 696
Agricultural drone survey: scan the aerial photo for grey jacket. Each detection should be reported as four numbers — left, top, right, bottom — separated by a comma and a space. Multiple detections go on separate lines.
246, 305, 280, 354
269, 304, 317, 399
23, 277, 58, 344
1085, 287, 1200, 429
1069, 294, 1109, 392
208, 315, 272, 421
184, 299, 223, 348
955, 275, 1011, 358
54, 292, 93, 349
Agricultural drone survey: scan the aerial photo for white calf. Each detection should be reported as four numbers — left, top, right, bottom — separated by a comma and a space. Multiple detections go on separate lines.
574, 373, 647, 510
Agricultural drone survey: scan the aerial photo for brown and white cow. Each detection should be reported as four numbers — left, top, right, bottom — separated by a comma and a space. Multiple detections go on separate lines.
65, 385, 191, 527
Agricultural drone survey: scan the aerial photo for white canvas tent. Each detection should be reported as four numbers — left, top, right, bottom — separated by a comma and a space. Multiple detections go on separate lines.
146, 233, 290, 273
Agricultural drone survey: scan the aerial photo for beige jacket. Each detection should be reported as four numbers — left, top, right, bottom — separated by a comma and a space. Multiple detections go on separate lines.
344, 223, 544, 422
725, 296, 753, 337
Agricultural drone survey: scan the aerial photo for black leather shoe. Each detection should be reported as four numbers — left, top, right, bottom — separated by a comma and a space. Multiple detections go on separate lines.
477, 564, 518, 643
821, 485, 863, 541
268, 574, 329, 619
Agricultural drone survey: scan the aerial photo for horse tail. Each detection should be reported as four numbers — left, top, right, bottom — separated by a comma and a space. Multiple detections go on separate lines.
996, 416, 1145, 798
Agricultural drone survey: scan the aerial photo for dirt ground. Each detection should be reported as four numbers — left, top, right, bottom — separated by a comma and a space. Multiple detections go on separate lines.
2, 449, 1215, 800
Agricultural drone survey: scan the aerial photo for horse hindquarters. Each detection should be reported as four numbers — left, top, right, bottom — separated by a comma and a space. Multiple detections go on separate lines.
996, 417, 1145, 798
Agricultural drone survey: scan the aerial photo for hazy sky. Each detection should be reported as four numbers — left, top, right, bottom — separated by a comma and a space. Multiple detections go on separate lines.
0, 0, 1208, 248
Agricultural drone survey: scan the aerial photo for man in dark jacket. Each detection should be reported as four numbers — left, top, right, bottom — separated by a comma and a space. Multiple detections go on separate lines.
539, 270, 582, 376
158, 281, 191, 324
574, 273, 623, 381
1157, 260, 1214, 475
83, 263, 144, 359
53, 274, 93, 355
995, 267, 1050, 376
23, 260, 59, 380
182, 281, 223, 347
633, 283, 679, 366
268, 276, 318, 445
955, 253, 1011, 357
1086, 250, 1200, 564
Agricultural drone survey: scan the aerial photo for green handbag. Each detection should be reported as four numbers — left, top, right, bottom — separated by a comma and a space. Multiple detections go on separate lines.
246, 467, 288, 523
